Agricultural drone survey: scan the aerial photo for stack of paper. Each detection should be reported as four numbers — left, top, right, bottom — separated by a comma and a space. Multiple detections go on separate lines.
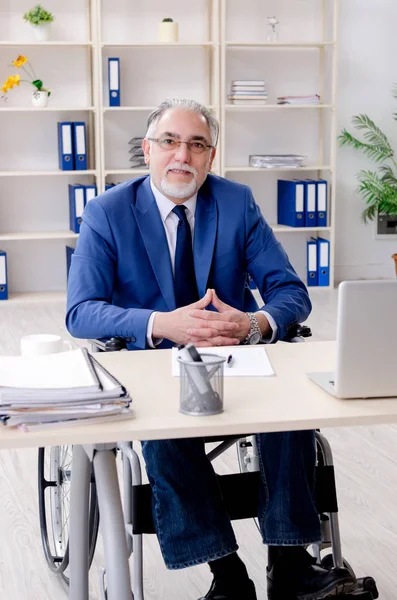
129, 136, 147, 169
249, 154, 306, 169
277, 94, 321, 105
228, 80, 268, 106
0, 348, 133, 430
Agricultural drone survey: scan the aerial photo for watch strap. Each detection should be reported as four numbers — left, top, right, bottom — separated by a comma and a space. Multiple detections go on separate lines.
244, 312, 261, 344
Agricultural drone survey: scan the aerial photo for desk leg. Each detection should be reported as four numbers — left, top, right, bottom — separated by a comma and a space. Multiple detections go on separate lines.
69, 445, 91, 600
93, 449, 132, 600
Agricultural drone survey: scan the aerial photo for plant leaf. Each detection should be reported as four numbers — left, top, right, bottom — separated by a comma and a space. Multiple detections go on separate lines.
356, 170, 397, 222
379, 164, 397, 185
338, 130, 393, 162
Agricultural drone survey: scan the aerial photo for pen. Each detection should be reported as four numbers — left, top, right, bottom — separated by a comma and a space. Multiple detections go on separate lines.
226, 354, 233, 368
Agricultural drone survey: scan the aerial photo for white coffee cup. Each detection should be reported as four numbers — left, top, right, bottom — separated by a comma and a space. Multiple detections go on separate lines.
20, 334, 73, 357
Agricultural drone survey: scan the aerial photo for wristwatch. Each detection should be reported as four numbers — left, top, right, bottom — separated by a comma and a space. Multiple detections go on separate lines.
244, 312, 262, 345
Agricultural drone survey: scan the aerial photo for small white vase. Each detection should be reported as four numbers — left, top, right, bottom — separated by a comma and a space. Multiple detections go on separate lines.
158, 21, 179, 43
32, 90, 49, 108
32, 23, 51, 42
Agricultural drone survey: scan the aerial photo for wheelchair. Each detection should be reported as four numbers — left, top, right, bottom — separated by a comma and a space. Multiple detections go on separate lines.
37, 326, 379, 600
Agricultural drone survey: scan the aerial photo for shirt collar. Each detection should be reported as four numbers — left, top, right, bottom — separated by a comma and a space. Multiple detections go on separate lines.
150, 178, 197, 223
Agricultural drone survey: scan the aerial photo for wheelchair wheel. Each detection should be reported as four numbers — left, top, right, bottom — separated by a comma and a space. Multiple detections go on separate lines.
38, 446, 100, 583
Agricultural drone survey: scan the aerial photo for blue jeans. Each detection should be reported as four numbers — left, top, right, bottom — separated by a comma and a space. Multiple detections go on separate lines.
141, 430, 321, 570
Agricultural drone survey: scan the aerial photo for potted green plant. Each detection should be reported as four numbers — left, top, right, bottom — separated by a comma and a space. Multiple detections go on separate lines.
23, 4, 55, 42
158, 17, 179, 43
339, 87, 397, 276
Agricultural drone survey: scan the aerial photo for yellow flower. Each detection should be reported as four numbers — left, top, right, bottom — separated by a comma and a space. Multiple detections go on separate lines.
12, 55, 28, 68
10, 74, 20, 86
2, 75, 20, 92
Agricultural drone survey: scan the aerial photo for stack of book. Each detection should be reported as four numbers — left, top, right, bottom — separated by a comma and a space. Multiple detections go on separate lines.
0, 348, 133, 431
277, 94, 321, 105
249, 154, 306, 169
129, 137, 147, 169
228, 80, 268, 105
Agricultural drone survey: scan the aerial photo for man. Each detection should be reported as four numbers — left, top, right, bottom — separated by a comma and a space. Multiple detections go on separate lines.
66, 99, 355, 599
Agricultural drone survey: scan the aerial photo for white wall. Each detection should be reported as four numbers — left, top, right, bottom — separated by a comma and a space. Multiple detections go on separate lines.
335, 0, 397, 281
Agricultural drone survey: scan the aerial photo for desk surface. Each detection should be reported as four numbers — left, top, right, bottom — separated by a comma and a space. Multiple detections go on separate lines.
1, 341, 397, 450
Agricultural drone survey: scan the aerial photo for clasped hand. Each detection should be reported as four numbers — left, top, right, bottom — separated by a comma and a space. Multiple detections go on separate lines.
153, 289, 251, 347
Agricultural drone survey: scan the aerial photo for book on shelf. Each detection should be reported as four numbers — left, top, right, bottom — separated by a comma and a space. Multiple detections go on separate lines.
0, 348, 133, 429
232, 79, 265, 86
277, 94, 321, 105
228, 94, 268, 99
229, 90, 267, 95
231, 85, 266, 92
229, 99, 268, 106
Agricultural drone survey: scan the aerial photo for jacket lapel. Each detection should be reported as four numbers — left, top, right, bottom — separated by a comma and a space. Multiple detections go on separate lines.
132, 178, 176, 311
194, 183, 218, 298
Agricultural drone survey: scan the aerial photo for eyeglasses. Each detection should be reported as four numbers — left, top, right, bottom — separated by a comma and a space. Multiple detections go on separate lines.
147, 137, 215, 155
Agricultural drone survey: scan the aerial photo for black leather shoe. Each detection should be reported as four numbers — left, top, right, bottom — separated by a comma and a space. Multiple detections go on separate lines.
198, 576, 257, 599
267, 552, 356, 600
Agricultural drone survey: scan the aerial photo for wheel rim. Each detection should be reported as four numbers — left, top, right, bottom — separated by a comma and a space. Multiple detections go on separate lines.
38, 446, 100, 581
48, 445, 72, 560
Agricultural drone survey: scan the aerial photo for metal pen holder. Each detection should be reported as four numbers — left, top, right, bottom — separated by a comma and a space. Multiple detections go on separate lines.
177, 353, 226, 416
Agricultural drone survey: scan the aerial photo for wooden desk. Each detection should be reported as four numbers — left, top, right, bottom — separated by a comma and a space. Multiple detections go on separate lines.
1, 341, 397, 451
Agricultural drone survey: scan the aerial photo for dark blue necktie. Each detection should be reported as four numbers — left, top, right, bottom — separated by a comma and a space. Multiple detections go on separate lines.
172, 205, 199, 308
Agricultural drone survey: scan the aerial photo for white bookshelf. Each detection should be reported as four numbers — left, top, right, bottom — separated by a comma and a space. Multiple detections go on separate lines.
220, 0, 338, 288
97, 0, 220, 193
0, 0, 337, 296
0, 170, 98, 177
225, 165, 332, 173
0, 0, 101, 294
0, 41, 93, 46
0, 231, 79, 241
0, 106, 95, 112
225, 104, 334, 110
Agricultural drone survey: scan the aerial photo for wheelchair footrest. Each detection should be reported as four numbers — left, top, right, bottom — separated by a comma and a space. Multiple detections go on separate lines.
335, 577, 379, 599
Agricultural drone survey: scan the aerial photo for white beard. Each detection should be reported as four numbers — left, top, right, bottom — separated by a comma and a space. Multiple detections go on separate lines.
160, 162, 200, 199
160, 175, 198, 199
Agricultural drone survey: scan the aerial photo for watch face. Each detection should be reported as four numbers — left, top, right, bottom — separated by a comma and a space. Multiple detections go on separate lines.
248, 332, 261, 345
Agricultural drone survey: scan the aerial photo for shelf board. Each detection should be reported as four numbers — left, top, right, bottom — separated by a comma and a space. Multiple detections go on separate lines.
0, 107, 95, 112
225, 104, 333, 110
0, 231, 79, 241
105, 169, 149, 176
225, 165, 332, 173
225, 41, 335, 48
103, 106, 156, 112
272, 225, 332, 233
101, 42, 216, 48
0, 170, 97, 177
103, 105, 217, 112
1, 291, 67, 304
0, 41, 93, 46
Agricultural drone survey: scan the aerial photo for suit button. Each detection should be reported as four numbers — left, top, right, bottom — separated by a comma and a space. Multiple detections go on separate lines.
129, 337, 136, 343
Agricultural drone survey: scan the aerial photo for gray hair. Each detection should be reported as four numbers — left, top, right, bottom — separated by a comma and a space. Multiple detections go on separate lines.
145, 99, 219, 146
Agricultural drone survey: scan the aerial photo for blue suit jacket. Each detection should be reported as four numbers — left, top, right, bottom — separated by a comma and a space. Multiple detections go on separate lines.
66, 175, 311, 349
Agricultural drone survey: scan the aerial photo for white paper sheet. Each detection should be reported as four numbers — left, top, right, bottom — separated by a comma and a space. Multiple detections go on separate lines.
172, 345, 274, 377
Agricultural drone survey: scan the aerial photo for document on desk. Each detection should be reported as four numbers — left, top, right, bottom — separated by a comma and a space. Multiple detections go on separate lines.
172, 346, 274, 377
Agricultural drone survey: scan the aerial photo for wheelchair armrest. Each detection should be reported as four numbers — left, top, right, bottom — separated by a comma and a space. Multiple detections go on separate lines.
283, 323, 312, 342
89, 337, 129, 352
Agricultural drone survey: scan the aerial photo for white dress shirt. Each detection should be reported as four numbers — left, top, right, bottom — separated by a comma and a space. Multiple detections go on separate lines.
146, 179, 277, 347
